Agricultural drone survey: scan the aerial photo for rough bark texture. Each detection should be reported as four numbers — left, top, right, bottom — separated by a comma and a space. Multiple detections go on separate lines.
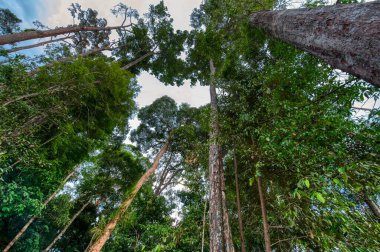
208, 59, 235, 252
87, 142, 169, 252
257, 176, 271, 252
44, 200, 91, 252
0, 25, 131, 45
251, 1, 380, 87
2, 165, 80, 252
233, 152, 246, 252
6, 36, 72, 54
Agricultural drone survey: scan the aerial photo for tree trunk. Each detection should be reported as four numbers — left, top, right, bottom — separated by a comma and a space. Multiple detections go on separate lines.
6, 36, 73, 54
250, 1, 380, 87
0, 25, 131, 46
2, 165, 80, 252
43, 200, 91, 252
362, 193, 380, 221
257, 176, 271, 252
121, 51, 154, 70
208, 59, 234, 252
87, 142, 169, 252
233, 152, 246, 252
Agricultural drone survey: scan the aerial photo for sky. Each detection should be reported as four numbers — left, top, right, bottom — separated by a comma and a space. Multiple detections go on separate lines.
0, 0, 209, 114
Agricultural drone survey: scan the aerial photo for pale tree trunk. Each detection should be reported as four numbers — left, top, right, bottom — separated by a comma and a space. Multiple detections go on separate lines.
121, 51, 155, 70
250, 1, 380, 87
257, 176, 271, 252
87, 142, 169, 252
44, 199, 92, 252
208, 59, 235, 252
6, 36, 73, 54
0, 25, 131, 46
2, 165, 80, 252
233, 152, 246, 252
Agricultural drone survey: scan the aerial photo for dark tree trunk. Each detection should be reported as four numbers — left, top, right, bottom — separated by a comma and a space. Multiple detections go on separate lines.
0, 25, 131, 45
361, 192, 380, 221
257, 176, 271, 252
2, 165, 80, 252
87, 142, 169, 252
250, 1, 380, 87
233, 152, 246, 252
208, 59, 235, 252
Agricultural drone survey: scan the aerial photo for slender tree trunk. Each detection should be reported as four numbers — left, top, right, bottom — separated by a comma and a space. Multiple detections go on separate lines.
43, 200, 91, 252
0, 25, 131, 45
2, 165, 80, 252
201, 200, 207, 252
219, 151, 235, 252
208, 59, 234, 252
87, 142, 169, 252
5, 36, 73, 54
121, 51, 154, 70
233, 152, 246, 252
250, 1, 380, 87
257, 176, 271, 252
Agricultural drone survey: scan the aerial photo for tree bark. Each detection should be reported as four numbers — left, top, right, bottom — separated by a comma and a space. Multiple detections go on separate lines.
233, 152, 246, 252
0, 25, 131, 46
362, 193, 380, 221
208, 59, 234, 252
121, 51, 154, 70
2, 164, 80, 252
87, 142, 169, 252
257, 176, 271, 252
5, 36, 73, 54
43, 200, 91, 252
250, 1, 380, 87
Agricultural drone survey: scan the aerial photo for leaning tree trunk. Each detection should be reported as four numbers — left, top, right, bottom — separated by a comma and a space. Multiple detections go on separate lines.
208, 59, 234, 252
257, 176, 271, 252
2, 164, 80, 252
87, 142, 169, 252
44, 199, 92, 252
361, 192, 380, 221
0, 25, 131, 45
233, 152, 247, 252
250, 1, 380, 87
5, 36, 73, 54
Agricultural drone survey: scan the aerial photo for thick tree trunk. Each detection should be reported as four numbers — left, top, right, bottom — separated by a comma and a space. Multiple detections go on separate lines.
2, 164, 80, 252
0, 25, 131, 46
208, 59, 235, 252
121, 51, 154, 70
257, 176, 271, 252
233, 152, 246, 252
250, 1, 380, 87
87, 142, 169, 252
43, 200, 91, 252
6, 36, 73, 54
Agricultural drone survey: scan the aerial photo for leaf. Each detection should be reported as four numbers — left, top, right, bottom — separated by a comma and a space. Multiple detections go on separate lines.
315, 192, 325, 203
304, 179, 310, 188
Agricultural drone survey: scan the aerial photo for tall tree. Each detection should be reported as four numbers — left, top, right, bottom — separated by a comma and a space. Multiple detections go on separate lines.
251, 1, 380, 87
